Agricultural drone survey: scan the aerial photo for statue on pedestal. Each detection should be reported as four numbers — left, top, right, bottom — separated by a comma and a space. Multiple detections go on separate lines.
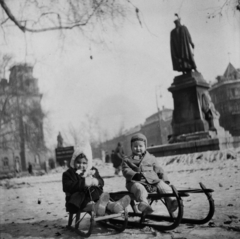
170, 15, 197, 74
167, 15, 232, 150
57, 132, 63, 148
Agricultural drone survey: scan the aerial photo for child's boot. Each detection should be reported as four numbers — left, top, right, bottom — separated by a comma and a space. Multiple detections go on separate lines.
82, 201, 95, 212
165, 198, 178, 213
107, 195, 131, 213
94, 192, 110, 216
138, 201, 154, 214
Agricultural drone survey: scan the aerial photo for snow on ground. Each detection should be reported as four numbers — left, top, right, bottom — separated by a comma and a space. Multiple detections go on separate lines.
0, 148, 240, 239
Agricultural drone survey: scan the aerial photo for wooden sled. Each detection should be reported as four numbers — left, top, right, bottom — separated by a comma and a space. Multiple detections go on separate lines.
66, 203, 128, 238
104, 182, 214, 232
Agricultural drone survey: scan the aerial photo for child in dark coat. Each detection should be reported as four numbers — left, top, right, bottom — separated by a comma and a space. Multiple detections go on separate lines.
122, 133, 178, 214
62, 144, 130, 216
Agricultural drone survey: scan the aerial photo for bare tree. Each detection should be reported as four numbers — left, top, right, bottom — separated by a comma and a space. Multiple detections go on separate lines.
0, 83, 46, 151
0, 53, 13, 79
0, 59, 47, 171
1, 0, 238, 31
0, 53, 15, 150
0, 1, 238, 40
206, 0, 240, 18
115, 119, 125, 138
67, 114, 104, 147
0, 0, 134, 34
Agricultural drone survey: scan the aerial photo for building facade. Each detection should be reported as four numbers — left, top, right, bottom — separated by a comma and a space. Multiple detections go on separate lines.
98, 108, 173, 158
141, 108, 173, 147
0, 64, 47, 177
209, 63, 240, 136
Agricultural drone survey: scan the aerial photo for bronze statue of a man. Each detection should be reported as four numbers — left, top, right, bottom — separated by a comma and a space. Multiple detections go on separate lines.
170, 17, 197, 74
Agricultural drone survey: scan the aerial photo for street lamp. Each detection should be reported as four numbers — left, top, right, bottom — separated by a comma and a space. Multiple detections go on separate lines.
155, 85, 163, 144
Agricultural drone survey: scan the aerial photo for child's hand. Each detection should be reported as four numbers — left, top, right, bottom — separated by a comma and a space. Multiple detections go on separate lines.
89, 169, 96, 176
92, 178, 99, 186
85, 177, 93, 187
76, 169, 83, 175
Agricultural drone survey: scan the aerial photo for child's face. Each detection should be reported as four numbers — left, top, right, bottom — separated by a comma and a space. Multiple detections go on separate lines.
74, 157, 88, 171
131, 140, 146, 156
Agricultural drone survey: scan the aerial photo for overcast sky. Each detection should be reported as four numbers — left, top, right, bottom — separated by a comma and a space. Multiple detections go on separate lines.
1, 0, 240, 147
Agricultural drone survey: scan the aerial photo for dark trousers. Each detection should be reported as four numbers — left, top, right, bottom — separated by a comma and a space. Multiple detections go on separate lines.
66, 187, 103, 213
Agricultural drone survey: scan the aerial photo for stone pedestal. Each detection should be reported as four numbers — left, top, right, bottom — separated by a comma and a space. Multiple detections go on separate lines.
168, 72, 230, 143
147, 72, 234, 157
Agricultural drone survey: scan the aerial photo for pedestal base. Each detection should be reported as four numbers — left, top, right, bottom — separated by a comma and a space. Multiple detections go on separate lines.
168, 127, 232, 144
168, 71, 231, 140
147, 136, 234, 157
168, 72, 209, 136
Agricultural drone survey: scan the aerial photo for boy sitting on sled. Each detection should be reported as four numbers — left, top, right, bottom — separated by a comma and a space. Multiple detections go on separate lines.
122, 133, 178, 214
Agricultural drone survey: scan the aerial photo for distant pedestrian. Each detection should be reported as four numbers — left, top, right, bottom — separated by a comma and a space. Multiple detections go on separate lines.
28, 163, 33, 175
105, 151, 111, 163
49, 158, 55, 169
112, 142, 124, 176
111, 150, 115, 163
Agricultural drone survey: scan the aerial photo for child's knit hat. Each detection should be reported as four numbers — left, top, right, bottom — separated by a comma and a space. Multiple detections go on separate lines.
70, 142, 93, 171
131, 133, 147, 146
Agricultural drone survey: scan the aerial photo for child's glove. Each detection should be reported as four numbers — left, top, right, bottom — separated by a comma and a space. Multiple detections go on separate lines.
82, 169, 96, 178
92, 178, 99, 186
89, 169, 96, 176
85, 177, 93, 187
132, 173, 142, 181
76, 169, 84, 175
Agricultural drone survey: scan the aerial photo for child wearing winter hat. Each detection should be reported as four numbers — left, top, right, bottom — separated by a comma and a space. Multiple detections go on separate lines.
62, 143, 130, 216
122, 133, 178, 214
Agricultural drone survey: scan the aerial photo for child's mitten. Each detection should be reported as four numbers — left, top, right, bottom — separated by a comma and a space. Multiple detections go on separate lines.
92, 178, 99, 186
85, 177, 93, 187
76, 169, 83, 175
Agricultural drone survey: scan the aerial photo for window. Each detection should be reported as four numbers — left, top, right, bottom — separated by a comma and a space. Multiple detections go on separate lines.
3, 157, 9, 167
229, 87, 240, 99
232, 102, 240, 114
2, 137, 7, 148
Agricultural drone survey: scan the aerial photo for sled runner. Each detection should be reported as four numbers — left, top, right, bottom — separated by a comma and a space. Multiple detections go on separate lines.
66, 203, 128, 238
65, 182, 214, 236
102, 182, 214, 232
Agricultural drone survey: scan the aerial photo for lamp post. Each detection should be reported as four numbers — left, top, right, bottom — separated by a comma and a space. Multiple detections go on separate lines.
155, 85, 163, 144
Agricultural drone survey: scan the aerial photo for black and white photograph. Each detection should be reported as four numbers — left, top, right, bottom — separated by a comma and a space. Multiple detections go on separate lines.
0, 1, 240, 238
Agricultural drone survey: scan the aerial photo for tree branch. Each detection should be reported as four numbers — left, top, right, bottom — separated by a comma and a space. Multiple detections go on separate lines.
0, 0, 26, 31
1, 17, 9, 25
0, 0, 105, 33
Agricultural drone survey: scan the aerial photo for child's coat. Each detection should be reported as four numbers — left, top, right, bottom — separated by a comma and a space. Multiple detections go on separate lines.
122, 151, 169, 191
62, 166, 104, 212
62, 142, 104, 213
